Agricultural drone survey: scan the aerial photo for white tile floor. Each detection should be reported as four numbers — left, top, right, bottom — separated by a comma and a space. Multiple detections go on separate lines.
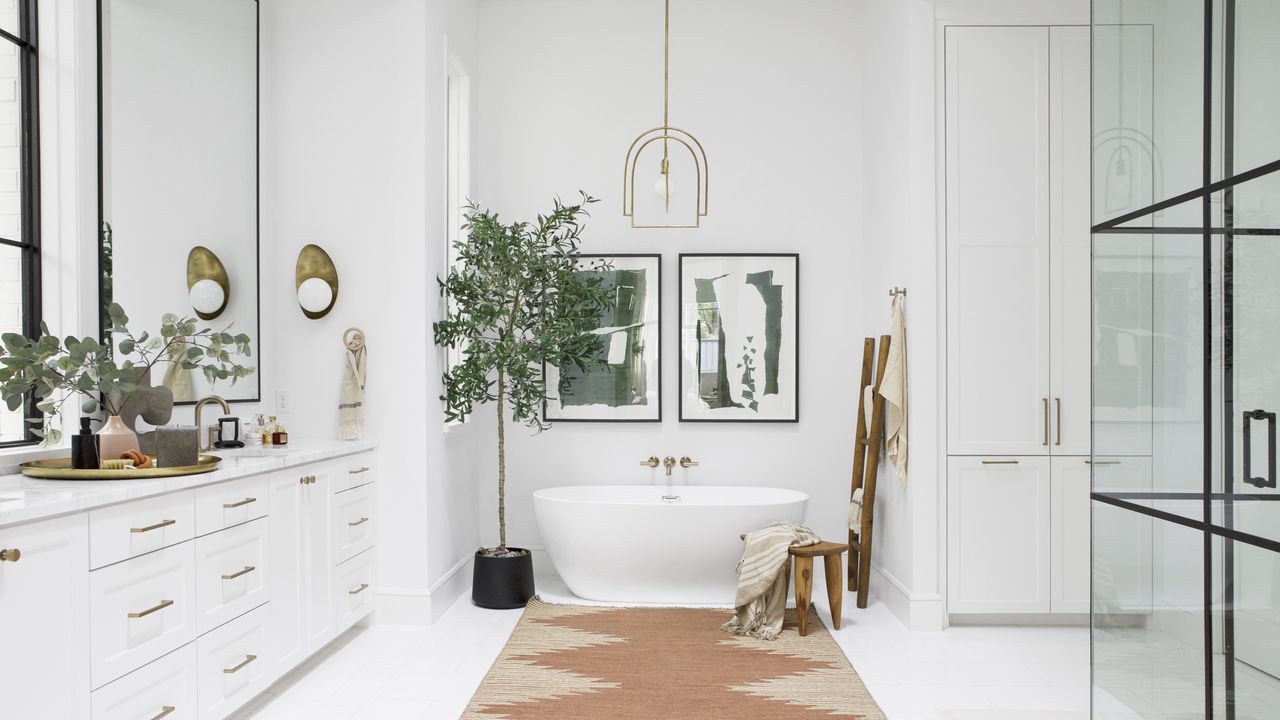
232, 577, 1091, 720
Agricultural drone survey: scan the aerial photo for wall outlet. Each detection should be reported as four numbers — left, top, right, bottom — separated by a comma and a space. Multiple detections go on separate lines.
277, 391, 289, 412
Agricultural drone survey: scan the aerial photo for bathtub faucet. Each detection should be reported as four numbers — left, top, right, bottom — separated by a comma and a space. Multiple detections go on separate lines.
663, 456, 676, 476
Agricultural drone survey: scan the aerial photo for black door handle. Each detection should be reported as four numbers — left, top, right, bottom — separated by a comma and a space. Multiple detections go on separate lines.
1244, 409, 1277, 489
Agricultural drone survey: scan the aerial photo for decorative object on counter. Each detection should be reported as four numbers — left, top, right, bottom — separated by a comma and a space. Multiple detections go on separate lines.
0, 303, 254, 447
622, 0, 709, 228
882, 290, 908, 486
296, 243, 339, 319
340, 327, 367, 440
434, 194, 616, 609
271, 418, 289, 446
543, 254, 661, 422
462, 600, 887, 719
679, 254, 799, 422
722, 521, 818, 641
848, 335, 890, 610
96, 414, 140, 462
186, 246, 231, 320
19, 454, 221, 480
215, 416, 244, 449
156, 425, 199, 467
119, 448, 154, 469
70, 416, 100, 469
120, 367, 174, 454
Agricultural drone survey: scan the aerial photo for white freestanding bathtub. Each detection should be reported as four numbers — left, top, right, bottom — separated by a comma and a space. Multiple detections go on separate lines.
533, 485, 808, 604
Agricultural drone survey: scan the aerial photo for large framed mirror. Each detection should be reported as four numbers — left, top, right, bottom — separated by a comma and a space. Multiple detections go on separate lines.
97, 0, 260, 403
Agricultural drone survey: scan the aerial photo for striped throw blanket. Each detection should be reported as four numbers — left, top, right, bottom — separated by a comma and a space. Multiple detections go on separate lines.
722, 522, 820, 640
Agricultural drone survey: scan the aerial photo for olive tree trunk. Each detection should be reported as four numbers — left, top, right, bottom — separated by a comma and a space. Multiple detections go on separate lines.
495, 367, 507, 551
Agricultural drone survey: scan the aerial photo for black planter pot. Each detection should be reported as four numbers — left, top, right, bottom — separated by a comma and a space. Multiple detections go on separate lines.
472, 547, 535, 609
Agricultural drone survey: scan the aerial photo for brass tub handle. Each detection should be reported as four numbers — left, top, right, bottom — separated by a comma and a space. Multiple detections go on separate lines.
223, 654, 258, 674
131, 519, 177, 534
223, 497, 257, 509
222, 565, 256, 581
128, 599, 174, 619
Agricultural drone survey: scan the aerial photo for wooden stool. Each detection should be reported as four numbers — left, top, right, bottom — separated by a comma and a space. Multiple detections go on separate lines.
790, 540, 848, 636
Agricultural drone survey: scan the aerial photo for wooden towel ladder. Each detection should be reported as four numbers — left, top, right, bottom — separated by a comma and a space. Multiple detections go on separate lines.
848, 335, 890, 609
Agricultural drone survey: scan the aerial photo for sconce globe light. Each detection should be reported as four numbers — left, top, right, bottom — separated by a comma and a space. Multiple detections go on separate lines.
186, 246, 230, 320
295, 244, 339, 319
622, 0, 709, 229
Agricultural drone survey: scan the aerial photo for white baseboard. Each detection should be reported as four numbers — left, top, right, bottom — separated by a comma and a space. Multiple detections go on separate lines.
375, 554, 474, 625
870, 564, 945, 631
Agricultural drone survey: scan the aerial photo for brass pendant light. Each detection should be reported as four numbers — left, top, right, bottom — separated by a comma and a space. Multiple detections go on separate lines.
622, 0, 708, 228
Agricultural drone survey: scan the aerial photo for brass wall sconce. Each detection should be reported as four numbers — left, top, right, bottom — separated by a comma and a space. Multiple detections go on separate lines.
187, 246, 230, 320
295, 244, 339, 319
622, 0, 709, 229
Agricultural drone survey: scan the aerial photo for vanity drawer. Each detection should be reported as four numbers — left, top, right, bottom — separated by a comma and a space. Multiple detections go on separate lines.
332, 453, 376, 493
90, 542, 198, 689
194, 476, 268, 536
196, 604, 271, 720
332, 482, 375, 564
91, 644, 198, 720
334, 548, 375, 629
90, 491, 195, 569
195, 518, 269, 635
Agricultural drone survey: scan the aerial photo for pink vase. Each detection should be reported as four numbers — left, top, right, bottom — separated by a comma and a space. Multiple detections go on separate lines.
97, 415, 140, 466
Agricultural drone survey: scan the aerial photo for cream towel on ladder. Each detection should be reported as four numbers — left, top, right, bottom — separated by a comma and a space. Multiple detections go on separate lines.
339, 344, 367, 440
722, 522, 819, 641
879, 295, 908, 486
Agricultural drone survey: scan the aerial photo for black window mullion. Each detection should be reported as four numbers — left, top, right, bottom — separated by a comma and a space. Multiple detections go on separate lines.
15, 0, 38, 446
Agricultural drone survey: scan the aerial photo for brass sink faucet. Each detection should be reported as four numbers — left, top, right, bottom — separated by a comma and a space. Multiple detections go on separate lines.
194, 395, 230, 451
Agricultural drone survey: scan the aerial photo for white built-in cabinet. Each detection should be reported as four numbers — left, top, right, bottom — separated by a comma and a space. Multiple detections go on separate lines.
0, 450, 377, 720
945, 25, 1092, 616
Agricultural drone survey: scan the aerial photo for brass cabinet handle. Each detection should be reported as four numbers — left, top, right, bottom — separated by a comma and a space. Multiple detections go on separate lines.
1055, 398, 1062, 446
150, 707, 176, 720
223, 497, 257, 509
131, 519, 177, 534
128, 599, 174, 619
1085, 460, 1120, 466
222, 565, 256, 580
223, 654, 258, 674
350, 467, 370, 475
1042, 398, 1049, 446
349, 583, 369, 595
0, 548, 19, 562
982, 460, 1020, 465
348, 517, 370, 527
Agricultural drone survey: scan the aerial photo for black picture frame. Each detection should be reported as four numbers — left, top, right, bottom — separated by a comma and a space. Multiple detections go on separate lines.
542, 253, 662, 423
678, 253, 799, 423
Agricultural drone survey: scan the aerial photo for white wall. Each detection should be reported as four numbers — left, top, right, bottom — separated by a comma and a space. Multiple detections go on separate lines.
473, 0, 866, 582
260, 0, 481, 623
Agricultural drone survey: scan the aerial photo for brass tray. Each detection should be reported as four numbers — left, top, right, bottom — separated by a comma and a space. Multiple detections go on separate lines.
19, 454, 221, 480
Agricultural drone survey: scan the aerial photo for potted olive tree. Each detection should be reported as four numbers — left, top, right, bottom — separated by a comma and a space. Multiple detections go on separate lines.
434, 194, 613, 609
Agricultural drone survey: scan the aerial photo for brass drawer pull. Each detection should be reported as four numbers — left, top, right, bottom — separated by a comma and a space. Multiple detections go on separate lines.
223, 497, 257, 509
1085, 460, 1120, 466
222, 565, 256, 580
350, 467, 371, 475
1042, 398, 1049, 446
0, 548, 19, 562
348, 517, 370, 527
982, 460, 1020, 465
150, 707, 176, 720
131, 519, 177, 534
129, 599, 174, 619
1055, 398, 1062, 446
349, 583, 369, 595
223, 654, 258, 674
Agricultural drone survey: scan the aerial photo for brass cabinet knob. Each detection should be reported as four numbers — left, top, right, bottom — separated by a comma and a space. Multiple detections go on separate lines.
299, 475, 316, 485
0, 548, 19, 562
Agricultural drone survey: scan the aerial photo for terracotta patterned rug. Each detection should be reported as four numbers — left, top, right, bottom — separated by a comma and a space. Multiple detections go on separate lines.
461, 599, 886, 719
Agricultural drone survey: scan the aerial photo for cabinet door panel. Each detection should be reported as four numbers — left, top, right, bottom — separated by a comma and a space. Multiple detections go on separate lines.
947, 456, 1051, 613
305, 467, 335, 652
1050, 26, 1092, 456
1050, 457, 1090, 613
0, 514, 90, 719
266, 471, 305, 682
946, 26, 1051, 456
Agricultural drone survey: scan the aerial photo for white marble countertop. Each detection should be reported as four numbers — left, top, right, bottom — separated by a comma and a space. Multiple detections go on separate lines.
0, 439, 378, 528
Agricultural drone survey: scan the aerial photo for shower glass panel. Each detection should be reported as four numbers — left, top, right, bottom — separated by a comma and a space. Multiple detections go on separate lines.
1092, 1, 1280, 717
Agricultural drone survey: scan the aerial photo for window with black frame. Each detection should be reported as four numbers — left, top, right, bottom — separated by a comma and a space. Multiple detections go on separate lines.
0, 0, 40, 447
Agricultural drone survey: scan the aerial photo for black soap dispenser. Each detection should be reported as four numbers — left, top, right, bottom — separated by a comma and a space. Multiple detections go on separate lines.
71, 416, 100, 469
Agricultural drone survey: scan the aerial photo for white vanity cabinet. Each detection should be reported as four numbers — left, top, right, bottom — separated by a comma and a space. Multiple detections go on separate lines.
0, 513, 91, 720
0, 441, 377, 720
